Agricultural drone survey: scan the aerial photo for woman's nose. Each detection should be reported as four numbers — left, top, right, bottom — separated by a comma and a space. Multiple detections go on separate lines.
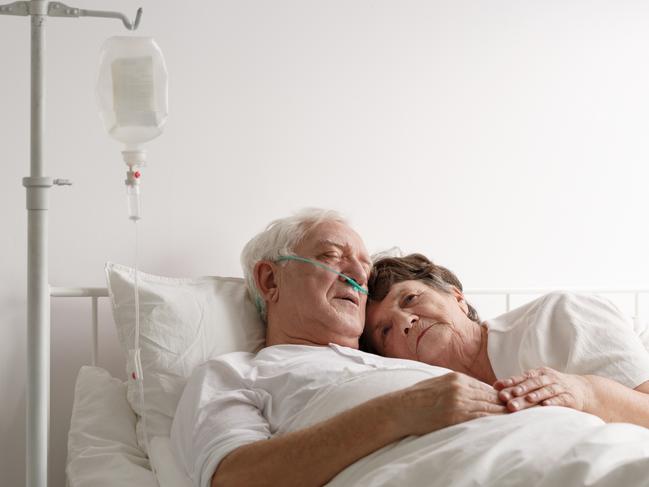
401, 315, 417, 335
400, 315, 417, 335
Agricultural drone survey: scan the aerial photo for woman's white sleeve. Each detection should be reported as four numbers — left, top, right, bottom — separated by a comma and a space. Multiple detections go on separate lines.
529, 292, 649, 388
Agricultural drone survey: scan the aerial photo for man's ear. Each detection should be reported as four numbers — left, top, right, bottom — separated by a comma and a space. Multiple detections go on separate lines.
254, 260, 280, 303
451, 286, 469, 315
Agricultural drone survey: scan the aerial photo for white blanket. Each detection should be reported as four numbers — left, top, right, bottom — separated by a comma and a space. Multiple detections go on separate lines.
163, 405, 649, 486
328, 407, 649, 486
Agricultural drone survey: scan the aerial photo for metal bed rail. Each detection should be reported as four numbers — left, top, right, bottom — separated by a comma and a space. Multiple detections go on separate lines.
50, 286, 108, 367
466, 288, 649, 318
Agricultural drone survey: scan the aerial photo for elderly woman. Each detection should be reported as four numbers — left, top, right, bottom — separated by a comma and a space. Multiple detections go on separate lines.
362, 253, 649, 427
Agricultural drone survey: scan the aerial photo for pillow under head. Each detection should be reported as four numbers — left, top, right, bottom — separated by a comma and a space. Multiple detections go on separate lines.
105, 262, 265, 453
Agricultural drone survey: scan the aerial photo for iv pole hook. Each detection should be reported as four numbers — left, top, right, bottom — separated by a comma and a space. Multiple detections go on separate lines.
47, 2, 143, 30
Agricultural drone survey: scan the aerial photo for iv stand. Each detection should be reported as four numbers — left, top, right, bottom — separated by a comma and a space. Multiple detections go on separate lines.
0, 2, 142, 486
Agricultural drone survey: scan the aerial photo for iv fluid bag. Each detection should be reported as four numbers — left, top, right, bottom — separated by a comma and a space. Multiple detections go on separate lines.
97, 37, 168, 149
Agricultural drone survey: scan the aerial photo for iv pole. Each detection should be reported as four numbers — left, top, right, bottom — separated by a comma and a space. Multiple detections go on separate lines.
0, 2, 142, 486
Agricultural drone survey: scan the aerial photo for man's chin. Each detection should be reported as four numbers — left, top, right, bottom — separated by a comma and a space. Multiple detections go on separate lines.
328, 313, 363, 335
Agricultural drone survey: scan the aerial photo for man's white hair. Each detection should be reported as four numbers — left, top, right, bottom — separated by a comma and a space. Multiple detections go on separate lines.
241, 208, 349, 323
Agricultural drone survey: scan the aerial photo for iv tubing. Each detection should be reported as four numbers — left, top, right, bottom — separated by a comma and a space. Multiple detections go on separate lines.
132, 219, 150, 454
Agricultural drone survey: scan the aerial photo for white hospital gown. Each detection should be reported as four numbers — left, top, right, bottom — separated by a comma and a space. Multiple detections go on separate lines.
170, 344, 450, 487
486, 291, 649, 388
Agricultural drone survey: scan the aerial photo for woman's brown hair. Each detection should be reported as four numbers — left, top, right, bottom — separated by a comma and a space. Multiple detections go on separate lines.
367, 253, 480, 323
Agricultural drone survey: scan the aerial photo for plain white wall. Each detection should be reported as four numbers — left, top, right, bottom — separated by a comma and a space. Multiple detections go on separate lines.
3, 1, 649, 485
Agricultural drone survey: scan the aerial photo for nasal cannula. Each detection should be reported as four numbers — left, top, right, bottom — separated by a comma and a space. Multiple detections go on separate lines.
276, 255, 369, 295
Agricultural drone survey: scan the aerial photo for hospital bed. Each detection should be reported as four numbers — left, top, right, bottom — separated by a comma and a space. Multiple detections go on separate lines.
61, 263, 649, 487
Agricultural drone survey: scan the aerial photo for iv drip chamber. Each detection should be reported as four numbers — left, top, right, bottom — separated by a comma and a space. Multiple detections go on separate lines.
125, 177, 141, 221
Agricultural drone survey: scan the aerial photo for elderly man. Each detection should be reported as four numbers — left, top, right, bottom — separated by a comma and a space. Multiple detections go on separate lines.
170, 209, 505, 487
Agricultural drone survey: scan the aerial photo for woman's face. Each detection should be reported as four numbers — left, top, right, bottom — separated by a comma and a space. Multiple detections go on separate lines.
364, 280, 472, 368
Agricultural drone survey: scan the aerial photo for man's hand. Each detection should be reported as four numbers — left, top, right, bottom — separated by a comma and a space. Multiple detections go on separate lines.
396, 372, 508, 436
213, 372, 508, 487
493, 366, 593, 413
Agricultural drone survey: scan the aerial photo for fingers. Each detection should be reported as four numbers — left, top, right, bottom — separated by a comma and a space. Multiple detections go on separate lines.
505, 396, 536, 412
504, 387, 559, 411
473, 401, 509, 414
493, 371, 534, 390
456, 374, 516, 411
441, 373, 509, 412
491, 367, 587, 413
527, 384, 561, 403
493, 367, 554, 390
504, 382, 564, 411
496, 367, 562, 396
542, 392, 569, 407
498, 374, 553, 402
493, 377, 520, 391
426, 372, 515, 417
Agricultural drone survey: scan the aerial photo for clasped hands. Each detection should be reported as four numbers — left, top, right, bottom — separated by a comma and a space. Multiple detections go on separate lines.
493, 366, 594, 413
399, 367, 594, 435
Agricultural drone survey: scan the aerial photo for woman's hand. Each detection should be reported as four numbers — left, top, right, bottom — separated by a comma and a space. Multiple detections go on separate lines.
493, 366, 594, 413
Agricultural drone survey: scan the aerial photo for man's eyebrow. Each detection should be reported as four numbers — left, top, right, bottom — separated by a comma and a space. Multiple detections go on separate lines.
316, 239, 345, 249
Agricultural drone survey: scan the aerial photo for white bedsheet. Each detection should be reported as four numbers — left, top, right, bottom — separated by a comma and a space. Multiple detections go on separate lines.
171, 395, 649, 486
150, 436, 192, 487
328, 406, 649, 486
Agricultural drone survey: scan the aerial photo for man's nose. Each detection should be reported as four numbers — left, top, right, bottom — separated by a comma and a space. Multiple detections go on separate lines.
340, 259, 368, 287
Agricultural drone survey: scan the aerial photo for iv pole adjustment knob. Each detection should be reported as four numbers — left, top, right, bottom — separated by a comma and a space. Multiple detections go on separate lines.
53, 178, 72, 186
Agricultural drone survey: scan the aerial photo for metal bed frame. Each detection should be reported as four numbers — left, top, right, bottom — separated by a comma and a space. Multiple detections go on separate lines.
51, 287, 109, 367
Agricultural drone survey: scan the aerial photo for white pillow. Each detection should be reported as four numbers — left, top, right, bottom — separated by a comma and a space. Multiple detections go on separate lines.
67, 365, 158, 487
105, 262, 265, 453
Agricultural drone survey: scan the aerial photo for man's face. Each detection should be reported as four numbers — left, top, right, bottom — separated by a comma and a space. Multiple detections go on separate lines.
364, 280, 470, 367
272, 220, 371, 348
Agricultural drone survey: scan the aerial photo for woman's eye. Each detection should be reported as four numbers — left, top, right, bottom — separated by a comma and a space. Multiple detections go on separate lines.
381, 325, 391, 337
402, 293, 419, 306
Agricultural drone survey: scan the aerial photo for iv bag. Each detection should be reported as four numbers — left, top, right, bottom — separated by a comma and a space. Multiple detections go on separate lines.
97, 36, 168, 150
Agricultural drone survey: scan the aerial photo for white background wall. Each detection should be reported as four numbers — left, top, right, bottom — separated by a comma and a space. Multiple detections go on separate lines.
2, 1, 649, 485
